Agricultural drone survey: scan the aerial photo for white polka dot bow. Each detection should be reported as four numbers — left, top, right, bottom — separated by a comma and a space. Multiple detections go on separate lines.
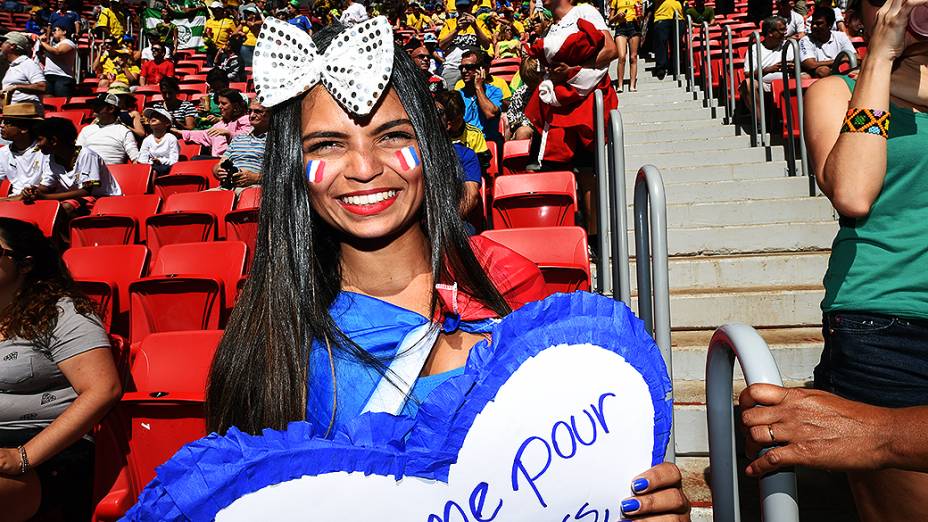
253, 16, 395, 115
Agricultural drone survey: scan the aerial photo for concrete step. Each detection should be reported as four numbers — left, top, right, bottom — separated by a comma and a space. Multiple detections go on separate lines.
621, 134, 756, 154
626, 147, 783, 171
622, 124, 742, 144
660, 176, 812, 204
670, 327, 824, 382
626, 251, 830, 294
618, 89, 702, 103
644, 197, 836, 228
626, 161, 788, 183
624, 117, 731, 134
654, 221, 837, 256
621, 107, 714, 123
654, 285, 825, 329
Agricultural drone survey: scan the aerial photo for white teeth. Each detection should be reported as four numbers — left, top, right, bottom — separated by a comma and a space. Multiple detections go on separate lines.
341, 190, 397, 206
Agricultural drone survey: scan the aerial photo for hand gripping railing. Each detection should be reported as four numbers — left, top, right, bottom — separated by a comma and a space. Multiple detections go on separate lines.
673, 12, 682, 85
780, 39, 807, 182
746, 31, 767, 148
594, 89, 613, 295
723, 25, 737, 125
686, 15, 697, 96
633, 164, 673, 462
608, 109, 631, 305
701, 21, 716, 115
706, 324, 799, 522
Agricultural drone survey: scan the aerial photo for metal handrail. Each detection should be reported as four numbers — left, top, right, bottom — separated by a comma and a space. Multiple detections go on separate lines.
780, 39, 808, 182
673, 12, 682, 85
594, 90, 612, 295
701, 21, 715, 115
723, 25, 737, 125
706, 324, 800, 522
608, 109, 631, 305
633, 164, 673, 461
831, 50, 859, 75
686, 15, 696, 96
746, 31, 767, 148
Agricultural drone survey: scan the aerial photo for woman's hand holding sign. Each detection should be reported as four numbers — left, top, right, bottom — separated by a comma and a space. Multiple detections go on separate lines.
621, 462, 691, 520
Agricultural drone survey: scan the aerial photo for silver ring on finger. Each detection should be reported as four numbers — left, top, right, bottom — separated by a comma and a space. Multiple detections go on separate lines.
768, 424, 776, 443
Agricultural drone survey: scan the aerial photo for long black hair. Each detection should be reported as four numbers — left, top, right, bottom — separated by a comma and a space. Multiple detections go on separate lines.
206, 23, 512, 435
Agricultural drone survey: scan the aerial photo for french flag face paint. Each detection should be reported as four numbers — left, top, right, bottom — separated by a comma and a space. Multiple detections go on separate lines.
305, 160, 325, 184
395, 146, 421, 172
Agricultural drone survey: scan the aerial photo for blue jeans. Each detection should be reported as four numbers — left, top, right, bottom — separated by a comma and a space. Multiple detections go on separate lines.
814, 311, 928, 408
240, 45, 255, 68
45, 74, 75, 98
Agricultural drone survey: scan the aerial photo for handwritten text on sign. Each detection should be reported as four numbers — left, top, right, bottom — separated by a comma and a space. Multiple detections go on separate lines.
216, 344, 658, 521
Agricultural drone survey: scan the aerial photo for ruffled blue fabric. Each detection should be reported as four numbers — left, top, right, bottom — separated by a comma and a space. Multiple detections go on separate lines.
121, 292, 671, 521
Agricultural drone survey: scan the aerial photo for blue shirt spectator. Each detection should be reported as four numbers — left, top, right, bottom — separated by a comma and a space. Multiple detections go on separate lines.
289, 14, 313, 32
453, 142, 482, 184
460, 82, 502, 134
24, 18, 44, 35
49, 9, 81, 36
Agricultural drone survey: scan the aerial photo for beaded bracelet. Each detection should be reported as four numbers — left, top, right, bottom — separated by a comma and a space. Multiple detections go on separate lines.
17, 445, 29, 475
841, 108, 891, 138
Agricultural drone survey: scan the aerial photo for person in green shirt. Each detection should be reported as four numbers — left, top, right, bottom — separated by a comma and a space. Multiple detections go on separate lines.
685, 0, 715, 24
803, 0, 928, 518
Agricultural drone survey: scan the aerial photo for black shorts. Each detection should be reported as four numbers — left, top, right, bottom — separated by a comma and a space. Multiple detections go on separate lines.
0, 428, 95, 520
614, 21, 641, 38
814, 311, 928, 408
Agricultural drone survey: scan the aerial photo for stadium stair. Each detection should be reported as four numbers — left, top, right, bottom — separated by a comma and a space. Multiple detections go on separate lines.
614, 62, 856, 520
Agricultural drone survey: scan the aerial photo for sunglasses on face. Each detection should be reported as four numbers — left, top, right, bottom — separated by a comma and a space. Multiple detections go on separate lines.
0, 247, 15, 259
460, 63, 480, 71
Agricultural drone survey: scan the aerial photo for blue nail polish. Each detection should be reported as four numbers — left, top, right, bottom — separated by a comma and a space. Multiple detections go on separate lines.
621, 498, 641, 514
632, 478, 649, 493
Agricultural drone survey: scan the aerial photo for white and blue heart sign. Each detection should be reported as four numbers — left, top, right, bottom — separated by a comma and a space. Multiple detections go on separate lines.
129, 292, 672, 521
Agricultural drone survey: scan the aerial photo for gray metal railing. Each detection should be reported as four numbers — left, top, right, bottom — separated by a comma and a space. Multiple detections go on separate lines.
706, 324, 799, 522
608, 109, 631, 305
673, 12, 682, 85
686, 15, 697, 96
701, 21, 716, 116
594, 89, 613, 295
746, 31, 767, 148
632, 164, 673, 462
723, 25, 737, 125
780, 39, 807, 181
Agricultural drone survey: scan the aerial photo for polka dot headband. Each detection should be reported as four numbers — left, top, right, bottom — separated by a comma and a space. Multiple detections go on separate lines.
252, 16, 395, 115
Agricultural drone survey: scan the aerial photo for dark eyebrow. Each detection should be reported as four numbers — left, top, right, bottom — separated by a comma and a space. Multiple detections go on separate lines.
301, 119, 412, 142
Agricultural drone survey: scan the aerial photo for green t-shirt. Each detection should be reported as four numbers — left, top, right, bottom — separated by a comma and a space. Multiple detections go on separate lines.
822, 75, 928, 319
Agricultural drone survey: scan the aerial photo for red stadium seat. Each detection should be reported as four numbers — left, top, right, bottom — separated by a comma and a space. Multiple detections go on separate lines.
146, 190, 236, 267
485, 141, 499, 178
178, 84, 208, 96
481, 227, 590, 295
152, 173, 209, 199
170, 158, 220, 187
46, 110, 86, 130
177, 141, 203, 161
229, 82, 248, 92
491, 171, 577, 229
60, 101, 93, 121
63, 245, 148, 335
108, 163, 153, 196
225, 208, 259, 270
43, 96, 68, 112
501, 139, 532, 175
0, 179, 9, 198
69, 194, 161, 246
127, 242, 246, 342
92, 330, 222, 522
490, 65, 520, 83
0, 200, 60, 237
235, 186, 262, 209
176, 59, 205, 72
180, 74, 208, 83
133, 85, 161, 96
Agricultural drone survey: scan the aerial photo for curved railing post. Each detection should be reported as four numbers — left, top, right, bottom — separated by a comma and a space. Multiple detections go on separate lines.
594, 90, 612, 295
673, 12, 682, 85
747, 31, 767, 148
780, 39, 805, 179
701, 21, 715, 113
724, 25, 736, 125
609, 109, 631, 305
686, 15, 696, 97
633, 164, 673, 462
706, 324, 800, 522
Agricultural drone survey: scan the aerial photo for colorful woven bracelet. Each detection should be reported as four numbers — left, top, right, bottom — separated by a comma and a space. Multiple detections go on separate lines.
841, 108, 891, 138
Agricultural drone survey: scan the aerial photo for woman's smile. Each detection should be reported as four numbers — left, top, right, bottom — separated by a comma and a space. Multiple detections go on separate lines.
336, 188, 401, 215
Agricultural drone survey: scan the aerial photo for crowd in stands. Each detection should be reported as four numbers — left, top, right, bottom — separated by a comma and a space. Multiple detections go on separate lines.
0, 0, 924, 519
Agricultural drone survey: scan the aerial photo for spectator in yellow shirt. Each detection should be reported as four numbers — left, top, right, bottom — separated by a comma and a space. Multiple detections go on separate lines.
652, 0, 684, 79
205, 2, 238, 64
610, 0, 643, 92
94, 0, 127, 40
93, 38, 140, 90
405, 2, 433, 30
438, 0, 492, 87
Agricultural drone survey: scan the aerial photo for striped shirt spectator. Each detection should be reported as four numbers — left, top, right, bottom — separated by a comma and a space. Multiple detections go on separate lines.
223, 132, 266, 174
158, 99, 198, 129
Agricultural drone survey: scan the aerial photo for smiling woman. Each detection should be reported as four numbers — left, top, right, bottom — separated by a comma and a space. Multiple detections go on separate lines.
126, 16, 690, 522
